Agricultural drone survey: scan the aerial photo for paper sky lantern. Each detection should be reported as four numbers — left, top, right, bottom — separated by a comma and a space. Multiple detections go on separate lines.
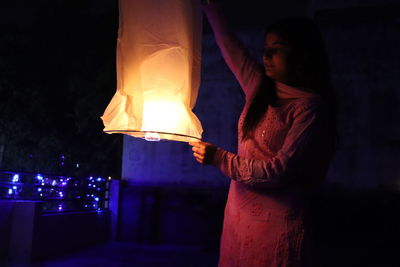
101, 0, 203, 142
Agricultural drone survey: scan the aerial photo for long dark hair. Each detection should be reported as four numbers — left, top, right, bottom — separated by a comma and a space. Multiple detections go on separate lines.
242, 18, 336, 139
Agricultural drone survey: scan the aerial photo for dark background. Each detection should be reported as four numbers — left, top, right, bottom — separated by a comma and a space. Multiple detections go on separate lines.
0, 0, 121, 177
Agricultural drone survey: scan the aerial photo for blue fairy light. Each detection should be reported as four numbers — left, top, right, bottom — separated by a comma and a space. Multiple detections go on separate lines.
12, 174, 19, 183
1, 170, 110, 213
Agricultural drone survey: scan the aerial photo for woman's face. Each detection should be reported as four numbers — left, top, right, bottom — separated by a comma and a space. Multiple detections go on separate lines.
263, 32, 292, 83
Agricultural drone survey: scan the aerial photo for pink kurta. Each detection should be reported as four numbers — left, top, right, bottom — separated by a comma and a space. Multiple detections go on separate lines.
203, 3, 335, 267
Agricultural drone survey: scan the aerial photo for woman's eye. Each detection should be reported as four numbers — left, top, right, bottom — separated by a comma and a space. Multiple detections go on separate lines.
263, 48, 279, 57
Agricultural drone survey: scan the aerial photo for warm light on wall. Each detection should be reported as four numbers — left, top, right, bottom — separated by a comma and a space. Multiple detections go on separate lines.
101, 0, 203, 142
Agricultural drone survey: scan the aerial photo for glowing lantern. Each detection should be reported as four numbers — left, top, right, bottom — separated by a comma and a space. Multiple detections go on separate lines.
101, 0, 203, 142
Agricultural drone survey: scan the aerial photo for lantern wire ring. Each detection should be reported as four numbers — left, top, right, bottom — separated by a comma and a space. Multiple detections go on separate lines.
104, 130, 202, 142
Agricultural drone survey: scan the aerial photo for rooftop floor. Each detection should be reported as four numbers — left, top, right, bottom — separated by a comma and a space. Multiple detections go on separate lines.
4, 242, 219, 267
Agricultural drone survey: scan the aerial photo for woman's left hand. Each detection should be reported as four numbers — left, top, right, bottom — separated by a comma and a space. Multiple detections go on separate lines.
189, 141, 217, 165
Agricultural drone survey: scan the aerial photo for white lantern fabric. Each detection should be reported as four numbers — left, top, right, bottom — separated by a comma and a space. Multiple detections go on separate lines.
101, 0, 203, 142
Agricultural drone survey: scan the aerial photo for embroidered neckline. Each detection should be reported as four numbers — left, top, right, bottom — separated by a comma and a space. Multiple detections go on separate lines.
275, 81, 316, 100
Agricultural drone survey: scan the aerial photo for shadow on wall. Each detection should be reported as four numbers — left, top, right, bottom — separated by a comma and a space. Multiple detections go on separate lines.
316, 4, 400, 188
308, 185, 400, 267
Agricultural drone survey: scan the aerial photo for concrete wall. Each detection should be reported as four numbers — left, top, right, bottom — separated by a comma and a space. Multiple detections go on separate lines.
0, 201, 111, 264
32, 209, 110, 262
0, 201, 14, 261
117, 184, 227, 248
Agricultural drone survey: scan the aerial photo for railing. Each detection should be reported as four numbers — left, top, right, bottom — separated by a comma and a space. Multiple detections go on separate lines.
0, 171, 111, 213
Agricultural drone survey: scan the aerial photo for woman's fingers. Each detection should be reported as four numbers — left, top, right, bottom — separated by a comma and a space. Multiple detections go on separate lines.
193, 151, 204, 160
190, 142, 206, 154
189, 141, 216, 165
193, 152, 204, 164
189, 142, 203, 148
192, 146, 205, 154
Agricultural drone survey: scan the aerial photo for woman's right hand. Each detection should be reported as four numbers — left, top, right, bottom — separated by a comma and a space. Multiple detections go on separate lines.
189, 141, 218, 165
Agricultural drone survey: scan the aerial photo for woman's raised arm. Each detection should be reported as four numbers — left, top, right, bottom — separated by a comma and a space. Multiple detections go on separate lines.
202, 2, 263, 98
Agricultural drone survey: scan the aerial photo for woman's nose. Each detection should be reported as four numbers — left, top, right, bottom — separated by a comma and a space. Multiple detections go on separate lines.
263, 54, 271, 64
263, 52, 272, 62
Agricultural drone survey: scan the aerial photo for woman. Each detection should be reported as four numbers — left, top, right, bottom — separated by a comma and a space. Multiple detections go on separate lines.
189, 1, 336, 266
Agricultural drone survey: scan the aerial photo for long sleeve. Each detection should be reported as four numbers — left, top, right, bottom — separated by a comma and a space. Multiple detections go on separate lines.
212, 100, 334, 188
202, 3, 263, 98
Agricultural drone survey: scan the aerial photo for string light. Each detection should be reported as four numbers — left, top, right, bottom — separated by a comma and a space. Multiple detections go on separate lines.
12, 174, 19, 183
1, 171, 111, 213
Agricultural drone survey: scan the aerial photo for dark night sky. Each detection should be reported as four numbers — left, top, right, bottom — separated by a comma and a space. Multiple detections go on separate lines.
0, 0, 121, 177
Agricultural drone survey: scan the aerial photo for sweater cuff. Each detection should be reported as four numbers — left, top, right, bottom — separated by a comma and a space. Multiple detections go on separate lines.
211, 147, 227, 167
